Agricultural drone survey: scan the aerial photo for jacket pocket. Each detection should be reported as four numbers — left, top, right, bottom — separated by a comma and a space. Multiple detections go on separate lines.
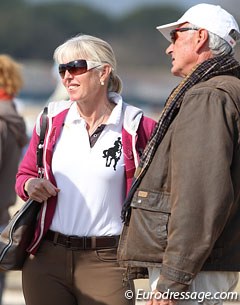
118, 189, 170, 266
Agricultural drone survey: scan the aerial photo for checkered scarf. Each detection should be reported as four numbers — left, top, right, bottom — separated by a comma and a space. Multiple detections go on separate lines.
122, 54, 240, 223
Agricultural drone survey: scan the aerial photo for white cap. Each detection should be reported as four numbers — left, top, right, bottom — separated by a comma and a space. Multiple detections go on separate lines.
156, 3, 240, 48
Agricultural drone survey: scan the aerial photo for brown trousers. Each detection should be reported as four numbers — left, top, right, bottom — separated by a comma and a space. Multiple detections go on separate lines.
22, 239, 134, 305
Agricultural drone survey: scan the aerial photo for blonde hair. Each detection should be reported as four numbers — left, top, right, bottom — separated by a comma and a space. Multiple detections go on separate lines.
53, 34, 122, 93
0, 54, 23, 96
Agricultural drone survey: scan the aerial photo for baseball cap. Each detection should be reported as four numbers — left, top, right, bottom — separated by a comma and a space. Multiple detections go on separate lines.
156, 3, 240, 48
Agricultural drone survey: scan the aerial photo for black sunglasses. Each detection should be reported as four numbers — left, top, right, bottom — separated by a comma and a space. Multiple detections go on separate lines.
58, 59, 102, 78
170, 27, 198, 44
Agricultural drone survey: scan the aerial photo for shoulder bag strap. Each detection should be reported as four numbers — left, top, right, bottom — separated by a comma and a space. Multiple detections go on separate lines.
36, 106, 48, 178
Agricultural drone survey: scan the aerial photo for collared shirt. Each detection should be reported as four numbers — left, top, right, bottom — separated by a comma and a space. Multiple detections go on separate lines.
51, 100, 125, 236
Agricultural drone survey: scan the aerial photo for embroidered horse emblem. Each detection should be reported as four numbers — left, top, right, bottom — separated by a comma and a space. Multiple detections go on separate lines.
102, 137, 122, 171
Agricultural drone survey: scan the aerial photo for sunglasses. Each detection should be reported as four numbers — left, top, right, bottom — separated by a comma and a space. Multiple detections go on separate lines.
58, 59, 102, 78
170, 27, 198, 44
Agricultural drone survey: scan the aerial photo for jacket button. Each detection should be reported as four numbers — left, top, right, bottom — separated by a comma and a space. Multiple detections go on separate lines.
137, 199, 142, 203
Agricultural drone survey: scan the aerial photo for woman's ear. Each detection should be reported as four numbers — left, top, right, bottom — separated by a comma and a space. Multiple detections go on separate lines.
99, 64, 112, 84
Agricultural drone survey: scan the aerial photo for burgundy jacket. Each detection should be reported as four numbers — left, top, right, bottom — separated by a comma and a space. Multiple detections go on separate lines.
16, 93, 156, 254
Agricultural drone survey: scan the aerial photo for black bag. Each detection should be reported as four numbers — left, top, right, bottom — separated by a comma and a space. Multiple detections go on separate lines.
0, 107, 48, 271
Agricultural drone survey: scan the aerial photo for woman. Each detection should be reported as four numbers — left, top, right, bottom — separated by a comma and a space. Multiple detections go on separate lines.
0, 54, 28, 305
16, 34, 156, 305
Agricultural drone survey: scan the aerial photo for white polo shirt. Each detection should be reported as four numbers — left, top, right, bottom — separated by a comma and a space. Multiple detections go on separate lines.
51, 100, 125, 236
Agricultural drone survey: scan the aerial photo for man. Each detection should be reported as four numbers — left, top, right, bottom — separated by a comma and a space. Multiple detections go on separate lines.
118, 3, 240, 305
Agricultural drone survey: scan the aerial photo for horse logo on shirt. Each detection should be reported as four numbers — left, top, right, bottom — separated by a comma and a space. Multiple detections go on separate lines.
102, 137, 122, 171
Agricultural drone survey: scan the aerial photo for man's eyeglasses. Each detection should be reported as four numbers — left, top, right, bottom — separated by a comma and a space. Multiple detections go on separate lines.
58, 59, 102, 78
170, 27, 198, 44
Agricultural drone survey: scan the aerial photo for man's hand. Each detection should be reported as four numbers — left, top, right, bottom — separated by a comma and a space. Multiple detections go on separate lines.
24, 178, 60, 202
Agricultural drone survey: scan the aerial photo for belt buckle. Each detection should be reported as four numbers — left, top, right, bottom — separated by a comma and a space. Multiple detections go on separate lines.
66, 235, 72, 248
66, 235, 80, 248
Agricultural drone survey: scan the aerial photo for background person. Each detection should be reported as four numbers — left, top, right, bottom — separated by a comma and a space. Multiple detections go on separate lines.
0, 54, 28, 305
15, 34, 156, 305
118, 3, 240, 305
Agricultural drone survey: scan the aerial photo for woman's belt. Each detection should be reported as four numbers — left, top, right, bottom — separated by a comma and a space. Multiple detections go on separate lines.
45, 230, 120, 250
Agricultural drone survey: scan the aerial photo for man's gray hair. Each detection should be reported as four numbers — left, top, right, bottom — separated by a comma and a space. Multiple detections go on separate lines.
188, 23, 233, 56
208, 31, 233, 56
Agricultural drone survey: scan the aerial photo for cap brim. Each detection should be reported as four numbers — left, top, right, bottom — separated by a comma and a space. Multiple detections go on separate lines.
156, 20, 186, 41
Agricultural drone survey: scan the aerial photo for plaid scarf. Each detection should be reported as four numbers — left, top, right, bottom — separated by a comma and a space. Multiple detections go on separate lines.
122, 54, 240, 223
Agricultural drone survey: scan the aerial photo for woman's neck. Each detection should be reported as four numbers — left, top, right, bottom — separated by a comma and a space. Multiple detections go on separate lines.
76, 98, 115, 136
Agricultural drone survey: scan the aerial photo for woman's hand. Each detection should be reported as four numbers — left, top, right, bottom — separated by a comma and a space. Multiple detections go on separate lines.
24, 178, 60, 202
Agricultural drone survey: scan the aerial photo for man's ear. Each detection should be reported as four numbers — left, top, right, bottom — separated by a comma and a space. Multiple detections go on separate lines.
196, 28, 209, 51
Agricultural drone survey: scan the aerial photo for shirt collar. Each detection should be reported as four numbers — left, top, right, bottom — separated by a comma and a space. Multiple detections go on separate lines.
65, 102, 83, 125
64, 92, 123, 126
107, 93, 123, 126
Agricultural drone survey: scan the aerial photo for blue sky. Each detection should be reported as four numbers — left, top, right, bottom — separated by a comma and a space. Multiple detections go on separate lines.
27, 0, 237, 18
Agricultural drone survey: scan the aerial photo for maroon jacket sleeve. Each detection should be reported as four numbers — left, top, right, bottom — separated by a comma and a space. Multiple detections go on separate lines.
15, 125, 40, 201
136, 116, 156, 155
